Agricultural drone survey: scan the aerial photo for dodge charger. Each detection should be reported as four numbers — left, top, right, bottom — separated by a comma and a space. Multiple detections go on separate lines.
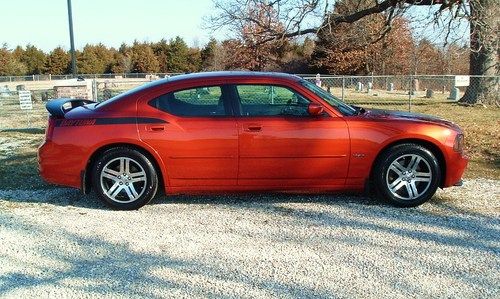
38, 72, 468, 209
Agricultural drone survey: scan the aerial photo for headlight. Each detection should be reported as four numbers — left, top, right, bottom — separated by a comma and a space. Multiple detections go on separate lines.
453, 134, 464, 153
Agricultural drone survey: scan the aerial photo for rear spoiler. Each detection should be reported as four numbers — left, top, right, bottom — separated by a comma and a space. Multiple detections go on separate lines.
46, 98, 96, 117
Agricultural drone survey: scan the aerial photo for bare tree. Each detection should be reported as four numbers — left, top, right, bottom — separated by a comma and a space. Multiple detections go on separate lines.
208, 0, 499, 105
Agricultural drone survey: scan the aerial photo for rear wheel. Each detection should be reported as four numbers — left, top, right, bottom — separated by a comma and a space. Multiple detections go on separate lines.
374, 143, 441, 207
92, 147, 158, 210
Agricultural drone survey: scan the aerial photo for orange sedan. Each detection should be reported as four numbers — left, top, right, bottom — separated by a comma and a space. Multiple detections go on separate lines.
38, 72, 468, 209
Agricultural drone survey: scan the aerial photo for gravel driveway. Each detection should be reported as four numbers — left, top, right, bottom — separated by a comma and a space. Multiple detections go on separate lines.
0, 180, 499, 298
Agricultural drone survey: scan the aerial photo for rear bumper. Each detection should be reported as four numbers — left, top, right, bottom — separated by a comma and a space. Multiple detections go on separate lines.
38, 140, 81, 189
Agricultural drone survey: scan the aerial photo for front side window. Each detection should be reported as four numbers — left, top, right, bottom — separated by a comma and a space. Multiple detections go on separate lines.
149, 86, 230, 116
236, 85, 311, 116
300, 80, 356, 116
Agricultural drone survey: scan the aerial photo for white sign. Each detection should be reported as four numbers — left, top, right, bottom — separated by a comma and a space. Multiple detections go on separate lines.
454, 76, 470, 87
18, 90, 33, 110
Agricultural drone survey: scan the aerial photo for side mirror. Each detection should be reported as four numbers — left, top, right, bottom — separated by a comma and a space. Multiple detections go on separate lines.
308, 103, 324, 116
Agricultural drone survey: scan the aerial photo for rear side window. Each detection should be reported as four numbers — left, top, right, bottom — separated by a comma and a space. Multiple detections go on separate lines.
236, 85, 310, 116
149, 86, 230, 116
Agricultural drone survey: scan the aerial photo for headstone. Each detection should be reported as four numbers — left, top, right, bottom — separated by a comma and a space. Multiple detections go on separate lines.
356, 82, 364, 92
448, 87, 460, 101
315, 74, 322, 87
387, 83, 394, 92
367, 82, 373, 93
18, 90, 33, 110
0, 85, 10, 97
146, 74, 159, 81
425, 89, 434, 98
16, 84, 26, 91
41, 91, 50, 102
327, 86, 331, 94
412, 79, 419, 91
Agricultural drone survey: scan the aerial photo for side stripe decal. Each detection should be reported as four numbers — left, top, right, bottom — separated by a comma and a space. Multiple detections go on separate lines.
55, 117, 167, 127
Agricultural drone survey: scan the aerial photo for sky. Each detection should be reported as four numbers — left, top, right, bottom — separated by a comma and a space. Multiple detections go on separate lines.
0, 0, 224, 52
0, 0, 467, 53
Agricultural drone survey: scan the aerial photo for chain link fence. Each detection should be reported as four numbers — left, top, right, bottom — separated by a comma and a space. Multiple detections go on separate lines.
302, 75, 484, 110
0, 74, 498, 130
0, 73, 183, 83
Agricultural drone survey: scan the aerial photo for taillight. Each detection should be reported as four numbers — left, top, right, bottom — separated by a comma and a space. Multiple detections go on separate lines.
45, 117, 56, 141
453, 134, 464, 153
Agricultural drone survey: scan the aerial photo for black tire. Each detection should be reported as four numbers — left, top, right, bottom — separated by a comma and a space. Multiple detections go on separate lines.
91, 147, 158, 210
373, 143, 441, 207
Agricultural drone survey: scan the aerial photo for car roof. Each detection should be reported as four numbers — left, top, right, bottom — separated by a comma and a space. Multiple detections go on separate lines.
154, 71, 302, 85
97, 71, 303, 108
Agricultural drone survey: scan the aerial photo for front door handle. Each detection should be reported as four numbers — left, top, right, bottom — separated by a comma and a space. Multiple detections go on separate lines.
244, 124, 262, 132
147, 125, 165, 132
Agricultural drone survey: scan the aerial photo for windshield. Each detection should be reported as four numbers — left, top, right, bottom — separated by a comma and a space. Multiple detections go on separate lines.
300, 80, 357, 116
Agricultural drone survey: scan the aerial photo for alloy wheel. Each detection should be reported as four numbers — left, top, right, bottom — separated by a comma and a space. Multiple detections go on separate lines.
385, 154, 432, 201
100, 157, 147, 203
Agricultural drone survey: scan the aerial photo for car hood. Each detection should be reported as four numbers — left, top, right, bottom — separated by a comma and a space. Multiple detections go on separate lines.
362, 108, 461, 131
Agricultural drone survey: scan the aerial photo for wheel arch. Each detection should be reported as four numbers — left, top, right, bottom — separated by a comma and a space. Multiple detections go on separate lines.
83, 142, 167, 194
369, 138, 446, 188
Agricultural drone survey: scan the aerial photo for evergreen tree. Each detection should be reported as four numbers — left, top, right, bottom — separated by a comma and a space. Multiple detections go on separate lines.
20, 45, 46, 75
152, 39, 170, 73
111, 52, 132, 73
167, 36, 191, 72
0, 44, 27, 76
201, 38, 217, 70
111, 43, 132, 73
45, 47, 70, 75
12, 46, 24, 60
130, 42, 160, 73
77, 43, 114, 74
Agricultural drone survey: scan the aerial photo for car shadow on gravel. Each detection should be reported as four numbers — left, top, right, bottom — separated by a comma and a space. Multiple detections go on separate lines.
0, 188, 108, 210
0, 187, 385, 210
159, 192, 381, 206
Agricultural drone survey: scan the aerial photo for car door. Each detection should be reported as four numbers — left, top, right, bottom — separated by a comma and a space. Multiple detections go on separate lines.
232, 83, 350, 187
139, 84, 238, 187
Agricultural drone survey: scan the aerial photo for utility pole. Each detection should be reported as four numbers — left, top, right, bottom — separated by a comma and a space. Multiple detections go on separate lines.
67, 0, 77, 77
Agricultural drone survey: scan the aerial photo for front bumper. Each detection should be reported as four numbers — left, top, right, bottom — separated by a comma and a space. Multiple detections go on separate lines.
453, 180, 463, 187
443, 151, 468, 188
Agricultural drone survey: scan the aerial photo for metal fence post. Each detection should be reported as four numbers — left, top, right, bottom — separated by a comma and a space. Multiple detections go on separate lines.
92, 79, 98, 101
341, 76, 345, 102
408, 75, 412, 112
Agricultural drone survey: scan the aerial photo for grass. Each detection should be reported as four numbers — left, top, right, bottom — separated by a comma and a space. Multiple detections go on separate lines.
0, 95, 498, 190
0, 131, 48, 190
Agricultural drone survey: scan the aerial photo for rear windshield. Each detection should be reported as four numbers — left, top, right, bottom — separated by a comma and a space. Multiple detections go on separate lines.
95, 79, 166, 108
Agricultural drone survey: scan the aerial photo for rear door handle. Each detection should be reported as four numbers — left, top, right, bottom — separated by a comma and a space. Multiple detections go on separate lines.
147, 125, 165, 132
244, 124, 262, 132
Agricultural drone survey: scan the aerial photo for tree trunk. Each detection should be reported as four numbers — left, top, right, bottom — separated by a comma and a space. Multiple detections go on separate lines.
459, 0, 499, 105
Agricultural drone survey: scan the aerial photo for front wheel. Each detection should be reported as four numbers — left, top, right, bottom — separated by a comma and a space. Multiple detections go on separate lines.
91, 147, 158, 210
374, 144, 441, 207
